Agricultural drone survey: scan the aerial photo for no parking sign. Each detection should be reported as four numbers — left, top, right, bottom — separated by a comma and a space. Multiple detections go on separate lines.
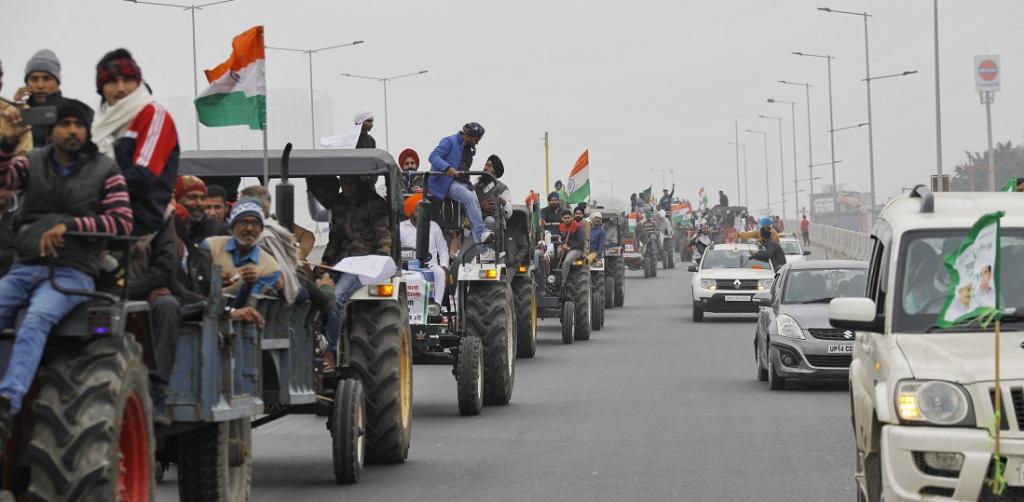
975, 55, 1000, 92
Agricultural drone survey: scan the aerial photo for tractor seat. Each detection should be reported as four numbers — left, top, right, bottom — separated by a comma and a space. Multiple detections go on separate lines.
1, 300, 113, 339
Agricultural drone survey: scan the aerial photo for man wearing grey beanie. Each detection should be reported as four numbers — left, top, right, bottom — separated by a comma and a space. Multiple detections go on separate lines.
17, 49, 63, 148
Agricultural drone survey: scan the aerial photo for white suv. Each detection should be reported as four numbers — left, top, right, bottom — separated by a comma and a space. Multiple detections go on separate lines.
689, 243, 774, 322
830, 187, 1024, 501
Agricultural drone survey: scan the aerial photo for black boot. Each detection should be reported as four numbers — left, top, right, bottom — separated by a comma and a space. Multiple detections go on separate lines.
0, 394, 14, 449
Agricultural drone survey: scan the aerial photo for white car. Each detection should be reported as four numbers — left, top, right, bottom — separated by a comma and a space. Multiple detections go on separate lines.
779, 235, 811, 263
688, 243, 775, 322
830, 187, 1024, 501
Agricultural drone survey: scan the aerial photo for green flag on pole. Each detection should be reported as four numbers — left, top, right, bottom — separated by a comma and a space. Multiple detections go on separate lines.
1001, 177, 1021, 192
639, 186, 652, 205
936, 211, 1004, 328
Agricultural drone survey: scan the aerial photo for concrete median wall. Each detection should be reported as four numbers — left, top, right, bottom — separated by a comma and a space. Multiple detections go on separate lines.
783, 220, 872, 261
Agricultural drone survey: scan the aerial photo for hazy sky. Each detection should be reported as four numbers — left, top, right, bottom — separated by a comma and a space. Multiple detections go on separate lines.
4, 0, 1023, 219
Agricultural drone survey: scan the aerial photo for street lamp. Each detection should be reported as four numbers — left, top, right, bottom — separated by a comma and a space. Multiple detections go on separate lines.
794, 52, 839, 225
340, 70, 430, 151
265, 40, 365, 148
729, 140, 753, 206
828, 122, 869, 133
745, 129, 770, 215
778, 80, 815, 218
758, 114, 787, 220
767, 98, 800, 220
124, 0, 238, 150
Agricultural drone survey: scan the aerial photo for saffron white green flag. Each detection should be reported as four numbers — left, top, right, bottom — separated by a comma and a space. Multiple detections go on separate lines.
194, 26, 266, 130
937, 211, 1004, 327
565, 149, 590, 205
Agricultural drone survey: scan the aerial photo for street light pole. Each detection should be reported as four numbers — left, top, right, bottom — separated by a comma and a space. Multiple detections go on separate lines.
340, 70, 429, 151
746, 129, 769, 215
933, 0, 944, 179
779, 81, 814, 219
768, 99, 799, 218
265, 40, 365, 148
727, 141, 747, 207
734, 120, 741, 206
125, 0, 238, 150
758, 114, 786, 220
794, 52, 838, 225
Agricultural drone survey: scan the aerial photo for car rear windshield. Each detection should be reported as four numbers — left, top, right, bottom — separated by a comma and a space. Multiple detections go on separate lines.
780, 240, 802, 254
782, 268, 866, 304
895, 229, 1024, 333
701, 249, 770, 270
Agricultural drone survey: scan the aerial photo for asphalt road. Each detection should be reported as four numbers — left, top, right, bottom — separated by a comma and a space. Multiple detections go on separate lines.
157, 246, 855, 501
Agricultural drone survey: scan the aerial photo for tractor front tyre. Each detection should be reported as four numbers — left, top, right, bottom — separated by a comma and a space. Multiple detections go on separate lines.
561, 300, 575, 344
349, 299, 413, 464
604, 268, 615, 308
177, 418, 253, 502
613, 260, 625, 307
512, 276, 537, 359
569, 268, 592, 341
29, 335, 155, 502
591, 271, 605, 331
466, 281, 516, 406
456, 335, 483, 416
331, 378, 365, 484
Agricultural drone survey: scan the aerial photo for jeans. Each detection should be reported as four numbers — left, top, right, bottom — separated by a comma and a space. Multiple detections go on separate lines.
446, 182, 487, 247
149, 295, 181, 389
0, 265, 93, 413
325, 272, 364, 356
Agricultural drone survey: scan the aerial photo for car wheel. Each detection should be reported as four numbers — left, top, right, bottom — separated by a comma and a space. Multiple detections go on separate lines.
755, 340, 768, 382
691, 301, 703, 323
767, 350, 786, 390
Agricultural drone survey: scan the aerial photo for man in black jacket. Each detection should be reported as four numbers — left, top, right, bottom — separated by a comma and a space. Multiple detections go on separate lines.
658, 184, 675, 212
175, 175, 228, 245
749, 225, 786, 271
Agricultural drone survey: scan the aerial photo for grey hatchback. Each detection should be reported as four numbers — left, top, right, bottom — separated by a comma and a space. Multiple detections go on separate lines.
752, 260, 868, 390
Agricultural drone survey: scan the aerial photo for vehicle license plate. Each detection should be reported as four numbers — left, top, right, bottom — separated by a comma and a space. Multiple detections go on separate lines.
828, 344, 853, 353
724, 295, 750, 302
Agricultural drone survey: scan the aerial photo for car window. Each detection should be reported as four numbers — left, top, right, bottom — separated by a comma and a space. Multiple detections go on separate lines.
780, 240, 802, 254
893, 229, 1024, 333
782, 269, 867, 303
701, 249, 770, 270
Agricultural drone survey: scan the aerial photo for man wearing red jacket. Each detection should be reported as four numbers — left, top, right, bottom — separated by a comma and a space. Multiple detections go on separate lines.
91, 48, 179, 236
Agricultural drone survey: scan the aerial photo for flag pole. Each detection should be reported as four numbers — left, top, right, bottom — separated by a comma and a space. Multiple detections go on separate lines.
995, 317, 1002, 465
262, 127, 269, 186
544, 131, 550, 195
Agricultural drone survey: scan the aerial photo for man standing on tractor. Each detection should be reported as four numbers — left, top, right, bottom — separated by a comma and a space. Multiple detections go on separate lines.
658, 184, 675, 212
0, 98, 134, 439
354, 108, 376, 149
427, 122, 495, 262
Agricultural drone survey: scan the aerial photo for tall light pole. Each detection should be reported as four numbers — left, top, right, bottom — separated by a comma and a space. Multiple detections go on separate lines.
745, 129, 770, 215
779, 80, 814, 218
340, 70, 430, 151
124, 0, 238, 150
727, 141, 748, 207
933, 0, 944, 179
758, 114, 787, 219
734, 121, 741, 206
767, 99, 799, 219
861, 70, 918, 206
829, 122, 870, 134
794, 52, 838, 225
265, 40, 364, 149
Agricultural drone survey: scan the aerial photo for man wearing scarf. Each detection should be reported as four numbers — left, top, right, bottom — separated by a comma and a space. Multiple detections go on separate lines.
354, 108, 376, 149
91, 48, 179, 236
398, 148, 424, 193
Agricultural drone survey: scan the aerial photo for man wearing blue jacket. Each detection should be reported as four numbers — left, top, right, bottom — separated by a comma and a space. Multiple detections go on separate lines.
427, 122, 494, 261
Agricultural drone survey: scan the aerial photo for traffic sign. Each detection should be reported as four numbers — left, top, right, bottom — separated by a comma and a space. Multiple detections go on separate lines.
975, 55, 1000, 92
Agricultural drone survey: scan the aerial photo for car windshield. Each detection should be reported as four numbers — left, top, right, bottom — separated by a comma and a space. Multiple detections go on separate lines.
701, 249, 770, 270
780, 240, 802, 254
895, 229, 1024, 333
782, 268, 867, 304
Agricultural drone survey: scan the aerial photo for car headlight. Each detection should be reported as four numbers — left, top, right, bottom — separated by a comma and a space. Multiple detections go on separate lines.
775, 314, 804, 340
896, 381, 974, 426
758, 278, 773, 291
699, 279, 716, 290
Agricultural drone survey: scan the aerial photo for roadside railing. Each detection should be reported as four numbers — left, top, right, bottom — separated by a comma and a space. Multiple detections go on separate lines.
783, 220, 872, 261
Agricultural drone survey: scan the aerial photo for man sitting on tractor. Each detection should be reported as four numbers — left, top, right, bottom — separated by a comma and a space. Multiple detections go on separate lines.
308, 175, 391, 372
0, 98, 134, 440
541, 191, 562, 225
202, 198, 284, 308
589, 212, 607, 261
427, 122, 494, 262
475, 154, 512, 223
557, 209, 586, 276
400, 193, 449, 305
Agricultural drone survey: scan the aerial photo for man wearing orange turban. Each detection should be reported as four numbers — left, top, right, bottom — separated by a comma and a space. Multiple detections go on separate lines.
400, 193, 449, 304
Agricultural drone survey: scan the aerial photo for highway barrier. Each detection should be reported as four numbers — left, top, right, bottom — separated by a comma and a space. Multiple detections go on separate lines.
784, 220, 872, 261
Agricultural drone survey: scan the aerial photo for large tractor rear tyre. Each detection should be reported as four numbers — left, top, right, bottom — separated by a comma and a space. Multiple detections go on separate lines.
591, 271, 605, 331
456, 335, 483, 416
604, 267, 615, 309
349, 299, 412, 464
466, 281, 516, 406
560, 301, 575, 344
613, 259, 625, 307
568, 268, 592, 341
667, 245, 676, 268
177, 418, 253, 502
331, 378, 365, 484
29, 335, 155, 502
512, 276, 537, 359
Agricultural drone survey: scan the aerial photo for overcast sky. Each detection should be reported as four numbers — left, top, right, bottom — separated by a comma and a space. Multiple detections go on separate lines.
3, 0, 1023, 219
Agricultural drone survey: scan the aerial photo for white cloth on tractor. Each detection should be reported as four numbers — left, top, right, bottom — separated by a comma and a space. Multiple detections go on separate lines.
400, 219, 448, 303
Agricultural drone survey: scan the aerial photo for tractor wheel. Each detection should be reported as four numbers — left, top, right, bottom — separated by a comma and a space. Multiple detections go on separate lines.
591, 271, 605, 331
569, 268, 592, 341
456, 335, 483, 416
604, 268, 615, 309
331, 378, 365, 484
29, 335, 155, 502
667, 247, 676, 268
561, 300, 575, 344
614, 260, 625, 307
466, 281, 515, 406
177, 418, 252, 502
349, 299, 412, 464
512, 276, 537, 359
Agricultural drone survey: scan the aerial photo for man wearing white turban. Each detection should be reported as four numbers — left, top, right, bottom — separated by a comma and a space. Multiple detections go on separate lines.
354, 107, 375, 149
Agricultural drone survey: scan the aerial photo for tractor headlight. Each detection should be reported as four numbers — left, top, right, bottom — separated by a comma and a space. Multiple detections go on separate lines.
699, 279, 716, 290
896, 381, 973, 426
775, 314, 804, 340
547, 275, 556, 284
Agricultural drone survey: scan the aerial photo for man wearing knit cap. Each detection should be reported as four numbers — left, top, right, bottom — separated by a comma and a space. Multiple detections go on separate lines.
205, 184, 230, 222
400, 193, 449, 304
0, 60, 32, 156
92, 48, 180, 236
0, 98, 134, 436
202, 198, 283, 308
175, 175, 228, 245
427, 122, 495, 261
354, 107, 376, 149
17, 49, 63, 148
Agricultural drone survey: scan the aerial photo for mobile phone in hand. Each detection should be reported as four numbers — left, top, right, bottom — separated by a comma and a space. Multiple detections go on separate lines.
20, 106, 57, 126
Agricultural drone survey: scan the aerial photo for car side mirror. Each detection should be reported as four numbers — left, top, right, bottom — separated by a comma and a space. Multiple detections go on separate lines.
829, 297, 883, 332
687, 264, 698, 273
803, 250, 812, 256
753, 291, 772, 306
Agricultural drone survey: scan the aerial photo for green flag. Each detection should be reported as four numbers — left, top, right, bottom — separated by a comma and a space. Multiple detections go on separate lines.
936, 211, 1004, 328
1001, 177, 1021, 192
639, 186, 652, 205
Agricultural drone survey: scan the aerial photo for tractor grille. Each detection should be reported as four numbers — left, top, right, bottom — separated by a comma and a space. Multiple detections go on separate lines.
808, 328, 857, 341
713, 279, 759, 289
804, 354, 852, 368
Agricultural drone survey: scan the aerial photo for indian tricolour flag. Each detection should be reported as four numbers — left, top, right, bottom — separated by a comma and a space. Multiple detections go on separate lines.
671, 202, 692, 225
565, 149, 590, 205
698, 187, 709, 208
194, 26, 266, 130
